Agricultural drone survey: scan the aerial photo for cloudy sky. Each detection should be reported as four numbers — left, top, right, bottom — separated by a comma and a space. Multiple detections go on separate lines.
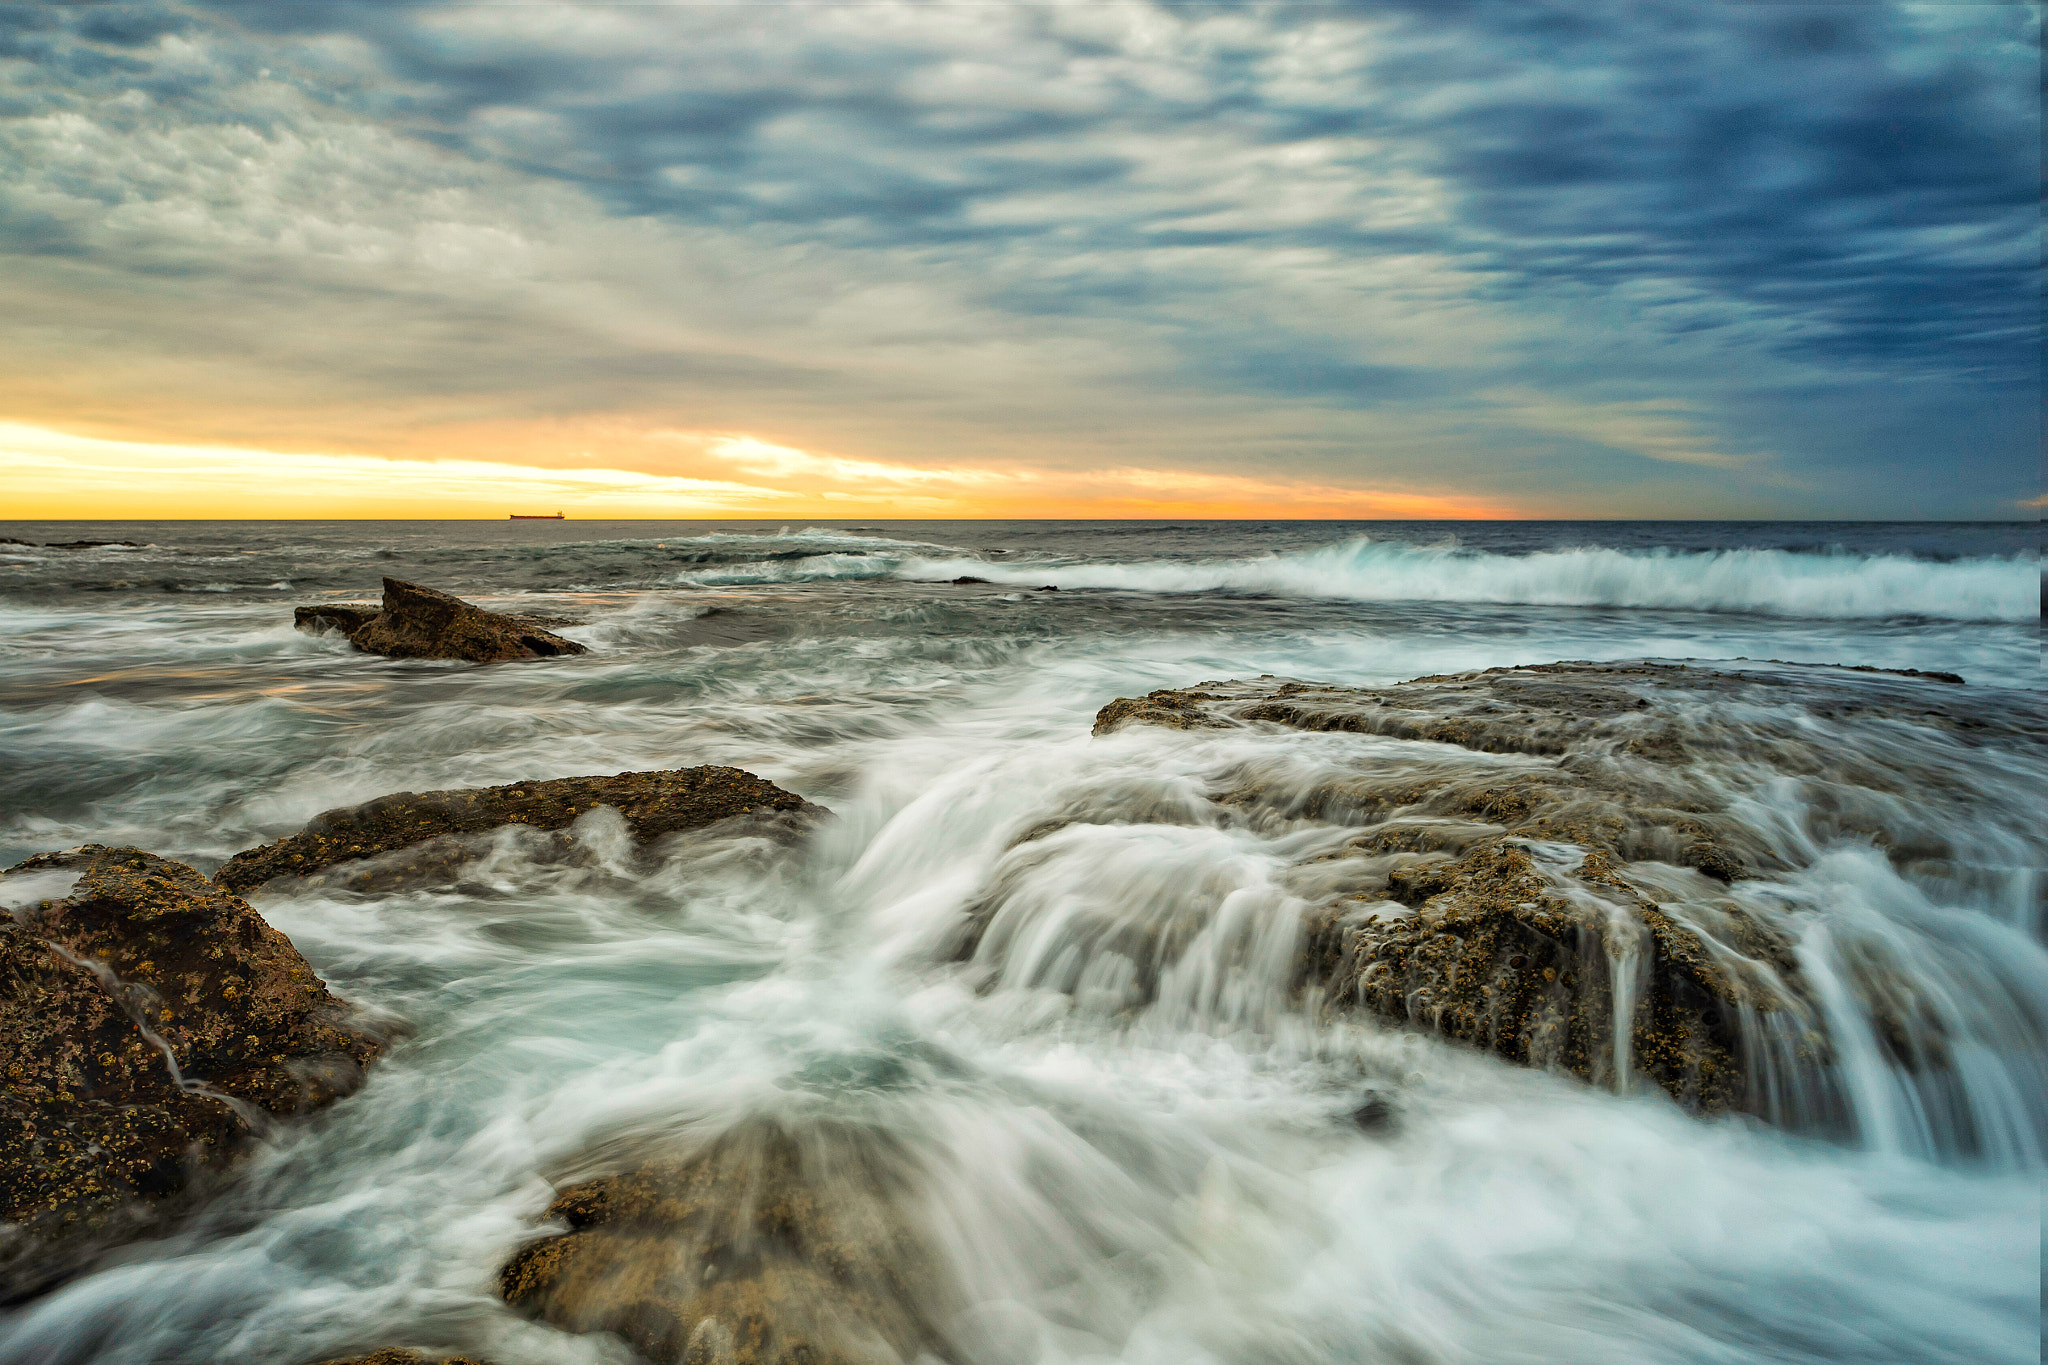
0, 1, 2037, 519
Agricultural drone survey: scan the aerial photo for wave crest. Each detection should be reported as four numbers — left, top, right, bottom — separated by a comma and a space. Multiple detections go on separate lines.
895, 539, 2035, 621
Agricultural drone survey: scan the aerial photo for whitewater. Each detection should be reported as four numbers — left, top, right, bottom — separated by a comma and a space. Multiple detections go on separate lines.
0, 519, 2039, 1365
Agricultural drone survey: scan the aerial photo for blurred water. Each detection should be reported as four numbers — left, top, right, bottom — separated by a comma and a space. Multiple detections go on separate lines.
0, 520, 2039, 1364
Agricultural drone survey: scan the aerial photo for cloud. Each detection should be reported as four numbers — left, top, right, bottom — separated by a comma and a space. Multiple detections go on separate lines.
0, 1, 2035, 518
1476, 390, 1756, 469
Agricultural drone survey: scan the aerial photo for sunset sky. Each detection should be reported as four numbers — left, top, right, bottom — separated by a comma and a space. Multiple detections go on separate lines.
0, 2, 2038, 520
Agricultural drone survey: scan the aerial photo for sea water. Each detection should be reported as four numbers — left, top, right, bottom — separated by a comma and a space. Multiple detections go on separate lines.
0, 520, 2038, 1364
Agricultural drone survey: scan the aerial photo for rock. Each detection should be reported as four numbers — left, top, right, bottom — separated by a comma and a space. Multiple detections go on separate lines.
294, 603, 380, 636
1308, 843, 1770, 1111
0, 847, 382, 1301
498, 1117, 953, 1365
1348, 1093, 1396, 1132
309, 1353, 493, 1365
40, 540, 144, 550
1083, 660, 2039, 1114
1091, 689, 1234, 735
950, 576, 990, 585
306, 578, 587, 663
1034, 585, 1058, 592
215, 767, 827, 894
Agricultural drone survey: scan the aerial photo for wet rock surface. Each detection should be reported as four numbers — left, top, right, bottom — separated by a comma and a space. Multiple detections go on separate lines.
296, 578, 586, 663
0, 847, 382, 1301
294, 603, 381, 635
1086, 660, 2042, 1114
499, 1118, 952, 1365
310, 1352, 494, 1365
216, 767, 828, 895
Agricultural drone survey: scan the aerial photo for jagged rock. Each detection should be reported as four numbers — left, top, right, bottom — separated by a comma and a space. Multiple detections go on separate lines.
499, 1118, 953, 1365
0, 847, 382, 1301
1083, 660, 2032, 1113
215, 767, 827, 894
296, 578, 586, 663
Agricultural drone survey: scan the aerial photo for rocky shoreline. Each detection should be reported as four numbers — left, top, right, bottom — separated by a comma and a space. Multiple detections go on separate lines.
1076, 659, 2033, 1118
3, 657, 2022, 1361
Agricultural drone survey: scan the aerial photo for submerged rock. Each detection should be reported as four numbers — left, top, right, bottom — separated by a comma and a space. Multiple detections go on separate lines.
295, 578, 586, 663
0, 847, 382, 1301
215, 767, 827, 894
293, 603, 380, 636
499, 1117, 953, 1365
310, 1352, 494, 1365
1084, 660, 2034, 1115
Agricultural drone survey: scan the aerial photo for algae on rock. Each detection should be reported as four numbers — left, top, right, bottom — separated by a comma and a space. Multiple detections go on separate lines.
216, 766, 827, 895
499, 1117, 956, 1365
1, 846, 383, 1301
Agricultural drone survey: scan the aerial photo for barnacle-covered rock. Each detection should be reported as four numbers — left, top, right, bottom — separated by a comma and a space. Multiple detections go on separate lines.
0, 847, 382, 1301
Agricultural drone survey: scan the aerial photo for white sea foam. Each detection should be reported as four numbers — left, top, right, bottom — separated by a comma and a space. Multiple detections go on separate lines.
902, 539, 2037, 620
664, 537, 2038, 620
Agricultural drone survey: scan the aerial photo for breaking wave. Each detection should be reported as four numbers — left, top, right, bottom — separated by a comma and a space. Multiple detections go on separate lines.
879, 539, 2035, 621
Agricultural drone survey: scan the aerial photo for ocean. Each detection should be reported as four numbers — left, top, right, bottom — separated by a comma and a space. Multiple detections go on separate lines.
0, 519, 2040, 1364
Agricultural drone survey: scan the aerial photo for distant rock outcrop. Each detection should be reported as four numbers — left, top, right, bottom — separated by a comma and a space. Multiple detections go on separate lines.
215, 767, 827, 894
0, 847, 383, 1301
294, 578, 586, 663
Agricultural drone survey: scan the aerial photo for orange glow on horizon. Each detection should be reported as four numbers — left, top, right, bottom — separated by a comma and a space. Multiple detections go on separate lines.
0, 421, 1525, 521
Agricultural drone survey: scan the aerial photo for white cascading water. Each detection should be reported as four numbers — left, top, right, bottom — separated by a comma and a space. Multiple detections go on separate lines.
0, 521, 2039, 1364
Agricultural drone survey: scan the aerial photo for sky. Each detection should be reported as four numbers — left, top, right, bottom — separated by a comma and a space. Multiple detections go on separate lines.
0, 1, 2038, 520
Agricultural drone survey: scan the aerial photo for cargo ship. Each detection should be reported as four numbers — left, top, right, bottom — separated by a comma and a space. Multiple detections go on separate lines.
510, 511, 565, 520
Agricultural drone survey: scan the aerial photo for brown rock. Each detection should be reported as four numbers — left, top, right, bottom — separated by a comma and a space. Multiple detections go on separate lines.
1305, 844, 1780, 1111
499, 1118, 953, 1365
309, 578, 586, 663
1091, 688, 1234, 736
215, 767, 827, 895
1, 847, 383, 1301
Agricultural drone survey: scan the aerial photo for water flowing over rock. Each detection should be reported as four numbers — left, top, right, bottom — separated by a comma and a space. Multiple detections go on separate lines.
310, 1352, 494, 1365
1083, 661, 2048, 1135
215, 767, 828, 894
499, 1117, 954, 1365
295, 578, 587, 663
293, 603, 381, 636
0, 847, 383, 1301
